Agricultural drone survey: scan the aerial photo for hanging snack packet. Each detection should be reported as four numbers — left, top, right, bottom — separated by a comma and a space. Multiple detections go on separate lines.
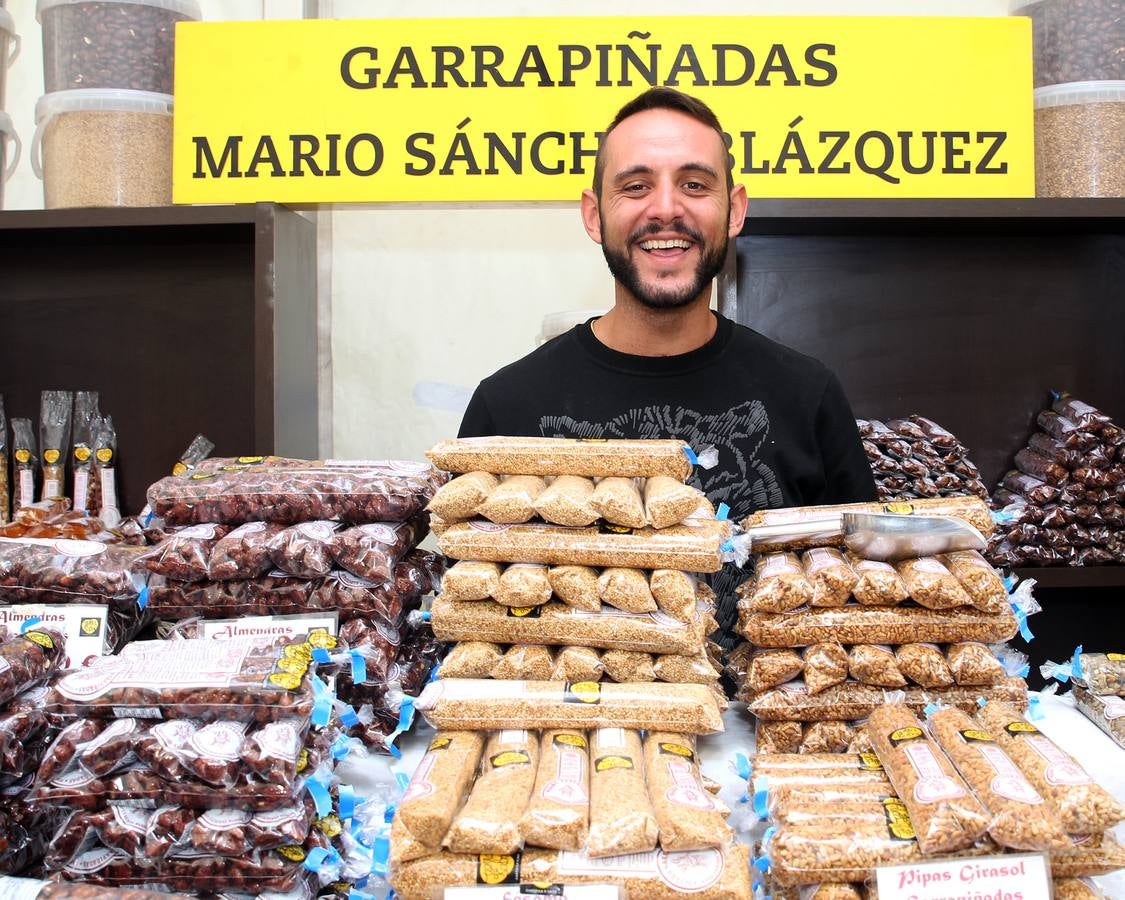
39, 390, 73, 502
93, 416, 120, 527
11, 418, 37, 513
70, 391, 101, 514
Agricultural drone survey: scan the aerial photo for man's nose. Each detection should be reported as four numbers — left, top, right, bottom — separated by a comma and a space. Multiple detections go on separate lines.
646, 179, 684, 223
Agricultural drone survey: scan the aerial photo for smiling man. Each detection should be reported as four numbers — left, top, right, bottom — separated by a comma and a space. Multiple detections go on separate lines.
459, 87, 876, 645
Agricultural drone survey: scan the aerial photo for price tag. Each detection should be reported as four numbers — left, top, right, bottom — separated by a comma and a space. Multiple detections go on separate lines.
445, 886, 622, 900
875, 853, 1050, 900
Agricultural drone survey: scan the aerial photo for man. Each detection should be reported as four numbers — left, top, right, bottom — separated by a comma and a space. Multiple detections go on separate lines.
459, 87, 876, 644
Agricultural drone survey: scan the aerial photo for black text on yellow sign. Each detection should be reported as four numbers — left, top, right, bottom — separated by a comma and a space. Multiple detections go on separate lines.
172, 16, 1034, 202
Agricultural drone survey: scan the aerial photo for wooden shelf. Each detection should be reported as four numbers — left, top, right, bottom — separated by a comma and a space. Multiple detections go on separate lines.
0, 203, 317, 514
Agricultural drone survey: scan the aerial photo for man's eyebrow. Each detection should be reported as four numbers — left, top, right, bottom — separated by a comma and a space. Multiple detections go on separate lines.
611, 162, 720, 182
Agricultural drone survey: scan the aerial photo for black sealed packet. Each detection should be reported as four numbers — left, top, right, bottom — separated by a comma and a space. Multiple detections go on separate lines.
39, 391, 74, 503
44, 640, 315, 724
148, 460, 445, 526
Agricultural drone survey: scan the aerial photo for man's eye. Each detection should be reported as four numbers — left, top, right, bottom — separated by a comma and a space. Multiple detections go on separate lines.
683, 181, 707, 191
623, 183, 648, 193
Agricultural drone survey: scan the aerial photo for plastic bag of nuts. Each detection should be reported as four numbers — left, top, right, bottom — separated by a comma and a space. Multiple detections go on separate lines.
1075, 651, 1125, 696
925, 704, 1069, 851
643, 732, 731, 850
444, 729, 539, 854
844, 555, 909, 606
441, 561, 502, 602
895, 643, 955, 688
947, 643, 1006, 686
757, 720, 803, 754
938, 550, 1009, 614
519, 730, 590, 851
739, 603, 1019, 648
894, 558, 972, 610
1073, 685, 1125, 749
799, 721, 856, 754
138, 524, 231, 582
328, 518, 426, 583
426, 436, 695, 480
415, 679, 724, 733
643, 476, 707, 529
439, 642, 503, 678
802, 548, 858, 608
848, 645, 906, 688
587, 727, 658, 857
803, 643, 849, 695
390, 731, 484, 864
44, 639, 315, 724
745, 649, 805, 694
737, 553, 814, 614
207, 522, 285, 580
590, 477, 647, 529
649, 568, 697, 621
867, 704, 989, 854
977, 700, 1125, 834
0, 628, 66, 707
0, 538, 152, 610
427, 472, 501, 520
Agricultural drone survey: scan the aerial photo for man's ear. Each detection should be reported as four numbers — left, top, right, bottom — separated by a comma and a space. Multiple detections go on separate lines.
580, 188, 604, 245
728, 183, 748, 237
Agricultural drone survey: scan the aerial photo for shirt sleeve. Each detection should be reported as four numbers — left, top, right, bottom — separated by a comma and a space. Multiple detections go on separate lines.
815, 372, 879, 504
457, 384, 496, 438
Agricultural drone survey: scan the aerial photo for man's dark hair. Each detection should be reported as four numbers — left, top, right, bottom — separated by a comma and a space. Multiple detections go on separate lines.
591, 87, 733, 197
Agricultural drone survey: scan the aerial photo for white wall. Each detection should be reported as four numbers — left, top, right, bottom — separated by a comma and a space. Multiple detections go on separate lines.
0, 0, 1015, 461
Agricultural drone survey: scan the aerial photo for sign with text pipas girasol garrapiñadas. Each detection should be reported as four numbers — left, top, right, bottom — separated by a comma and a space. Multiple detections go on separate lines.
172, 16, 1034, 203
875, 853, 1051, 900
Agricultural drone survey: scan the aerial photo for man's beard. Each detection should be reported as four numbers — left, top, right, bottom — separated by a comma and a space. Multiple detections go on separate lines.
599, 218, 729, 311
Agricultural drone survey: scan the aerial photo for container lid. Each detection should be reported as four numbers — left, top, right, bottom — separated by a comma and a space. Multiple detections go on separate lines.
37, 0, 202, 24
0, 7, 14, 37
1035, 80, 1125, 108
35, 88, 174, 122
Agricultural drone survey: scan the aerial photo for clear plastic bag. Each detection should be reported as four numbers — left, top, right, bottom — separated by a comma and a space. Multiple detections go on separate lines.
427, 471, 498, 521
802, 548, 858, 608
11, 418, 38, 513
587, 727, 657, 857
737, 553, 814, 614
38, 391, 73, 503
441, 560, 503, 602
520, 730, 590, 851
643, 732, 730, 851
590, 477, 647, 529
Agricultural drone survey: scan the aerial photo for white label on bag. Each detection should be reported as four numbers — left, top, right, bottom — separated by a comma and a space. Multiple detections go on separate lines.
664, 758, 715, 810
556, 848, 724, 893
73, 470, 90, 512
200, 809, 253, 830
43, 478, 60, 500
254, 721, 300, 762
875, 852, 1050, 900
111, 805, 152, 833
53, 539, 106, 558
542, 747, 588, 805
804, 548, 841, 573
196, 612, 339, 645
176, 524, 220, 540
1025, 736, 1092, 786
903, 744, 965, 802
230, 521, 269, 537
499, 729, 528, 745
595, 728, 627, 750
55, 641, 254, 701
403, 752, 438, 802
296, 521, 337, 539
251, 803, 305, 828
191, 721, 248, 761
856, 559, 895, 573
910, 558, 950, 575
17, 470, 33, 509
976, 744, 1043, 804
152, 719, 198, 751
100, 468, 118, 511
420, 679, 525, 707
0, 603, 110, 669
759, 554, 799, 577
1103, 697, 1125, 720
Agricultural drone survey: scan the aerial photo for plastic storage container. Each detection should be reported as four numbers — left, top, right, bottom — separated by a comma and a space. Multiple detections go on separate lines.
38, 0, 201, 93
32, 88, 174, 208
0, 111, 21, 209
1013, 0, 1125, 88
1034, 81, 1125, 197
0, 6, 21, 108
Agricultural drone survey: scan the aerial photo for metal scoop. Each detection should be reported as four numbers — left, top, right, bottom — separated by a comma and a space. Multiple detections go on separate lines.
842, 512, 986, 562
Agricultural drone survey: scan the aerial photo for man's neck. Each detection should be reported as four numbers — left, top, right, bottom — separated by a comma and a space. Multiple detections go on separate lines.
591, 292, 717, 357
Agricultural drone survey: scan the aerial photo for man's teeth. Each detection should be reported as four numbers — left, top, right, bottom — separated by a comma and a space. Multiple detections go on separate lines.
639, 239, 691, 250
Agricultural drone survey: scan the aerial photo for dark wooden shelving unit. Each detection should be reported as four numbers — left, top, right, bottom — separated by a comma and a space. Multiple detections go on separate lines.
0, 203, 318, 514
725, 198, 1125, 676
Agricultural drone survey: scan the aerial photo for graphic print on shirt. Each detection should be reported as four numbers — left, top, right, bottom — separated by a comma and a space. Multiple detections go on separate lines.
538, 400, 781, 648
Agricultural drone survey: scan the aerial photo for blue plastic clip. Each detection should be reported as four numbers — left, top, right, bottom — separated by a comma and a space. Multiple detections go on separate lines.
371, 835, 391, 877
394, 769, 411, 793
977, 696, 987, 708
350, 890, 377, 900
752, 775, 770, 820
302, 846, 331, 873
19, 617, 41, 634
331, 735, 353, 762
339, 704, 361, 729
1028, 694, 1045, 721
305, 778, 333, 818
143, 510, 155, 526
338, 783, 356, 821
426, 663, 441, 684
1017, 664, 1031, 679
386, 698, 416, 759
923, 702, 939, 718
716, 503, 730, 521
384, 803, 396, 824
734, 752, 751, 782
419, 610, 432, 622
310, 675, 334, 728
1011, 603, 1034, 643
312, 647, 331, 665
684, 446, 700, 465
137, 585, 149, 610
1002, 574, 1018, 592
351, 650, 368, 686
721, 539, 734, 553
1072, 645, 1085, 682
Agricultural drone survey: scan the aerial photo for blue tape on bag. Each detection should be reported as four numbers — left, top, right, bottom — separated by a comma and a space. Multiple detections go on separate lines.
1072, 645, 1085, 682
1003, 574, 1018, 592
734, 752, 751, 782
419, 610, 432, 622
306, 778, 333, 818
721, 539, 734, 553
752, 775, 770, 820
394, 770, 410, 793
716, 503, 730, 521
427, 663, 441, 684
311, 676, 333, 728
144, 510, 155, 526
384, 803, 396, 824
357, 876, 371, 890
1012, 604, 1034, 642
350, 891, 377, 900
924, 702, 939, 718
19, 618, 41, 634
386, 698, 415, 759
1017, 664, 1031, 678
372, 836, 391, 877
684, 446, 700, 465
977, 697, 987, 708
332, 735, 353, 761
351, 650, 368, 686
137, 586, 149, 610
312, 648, 332, 665
339, 704, 361, 729
302, 846, 332, 873
1028, 694, 1045, 721
338, 783, 356, 821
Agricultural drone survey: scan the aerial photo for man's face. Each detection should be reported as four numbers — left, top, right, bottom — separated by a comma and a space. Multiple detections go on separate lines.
581, 108, 745, 311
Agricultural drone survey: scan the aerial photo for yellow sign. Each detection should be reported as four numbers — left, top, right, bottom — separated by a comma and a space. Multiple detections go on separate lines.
173, 16, 1033, 202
